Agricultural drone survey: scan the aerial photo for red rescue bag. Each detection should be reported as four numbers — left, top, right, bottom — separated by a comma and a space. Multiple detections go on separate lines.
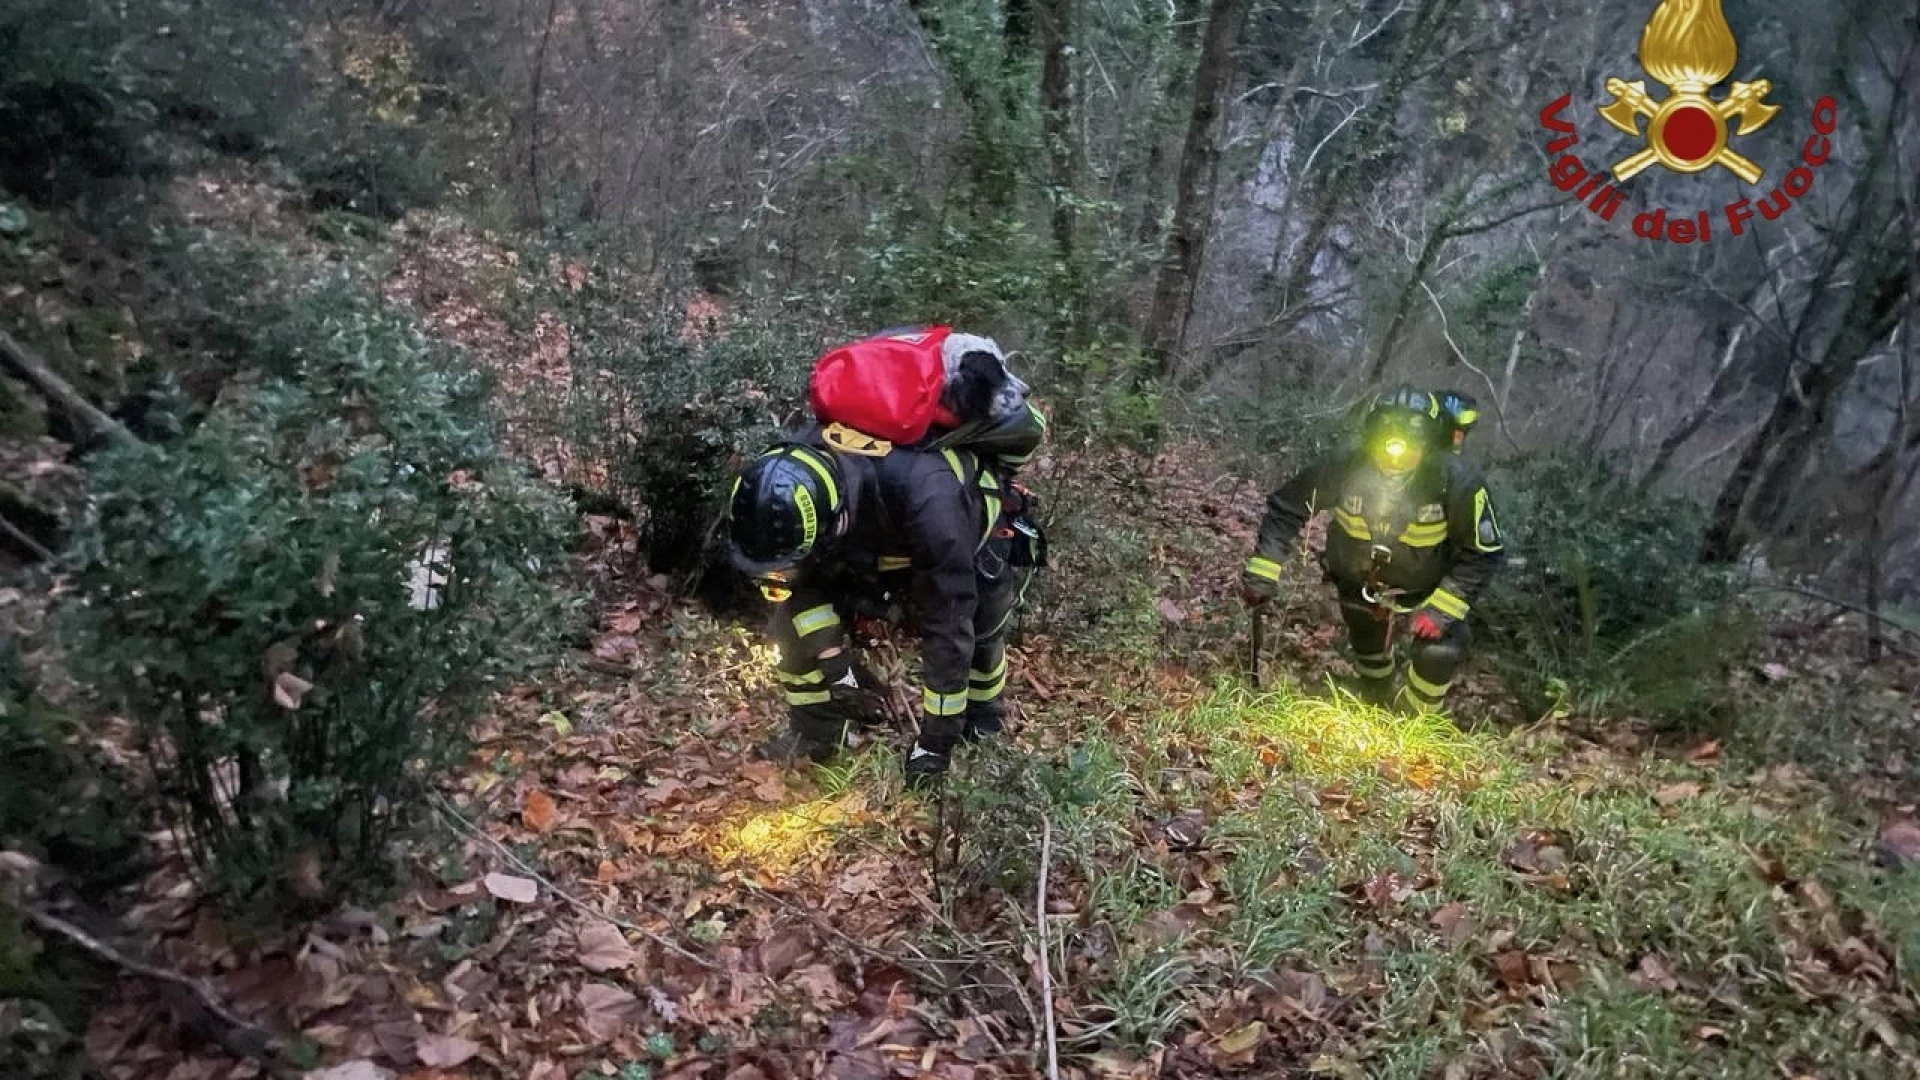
808, 327, 959, 444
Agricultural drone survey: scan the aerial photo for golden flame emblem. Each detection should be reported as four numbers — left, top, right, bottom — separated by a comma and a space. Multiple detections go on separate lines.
1598, 0, 1780, 183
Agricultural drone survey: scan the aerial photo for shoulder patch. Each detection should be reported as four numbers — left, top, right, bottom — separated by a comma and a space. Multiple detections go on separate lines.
1415, 502, 1446, 523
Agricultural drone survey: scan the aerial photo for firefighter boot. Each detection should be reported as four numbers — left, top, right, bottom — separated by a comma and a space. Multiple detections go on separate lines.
754, 705, 849, 766
905, 713, 963, 792
960, 699, 1005, 744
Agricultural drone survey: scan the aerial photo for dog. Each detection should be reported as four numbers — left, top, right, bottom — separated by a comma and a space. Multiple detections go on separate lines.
939, 332, 1030, 425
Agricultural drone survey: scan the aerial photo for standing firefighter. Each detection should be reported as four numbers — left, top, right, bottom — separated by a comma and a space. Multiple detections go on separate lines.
726, 330, 1046, 790
1241, 388, 1505, 714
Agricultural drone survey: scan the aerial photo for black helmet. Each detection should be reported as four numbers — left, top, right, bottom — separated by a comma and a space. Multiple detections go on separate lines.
1362, 386, 1444, 475
726, 443, 847, 577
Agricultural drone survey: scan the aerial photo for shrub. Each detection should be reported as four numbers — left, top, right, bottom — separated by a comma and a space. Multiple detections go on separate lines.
1474, 451, 1748, 721
60, 261, 580, 910
549, 276, 827, 582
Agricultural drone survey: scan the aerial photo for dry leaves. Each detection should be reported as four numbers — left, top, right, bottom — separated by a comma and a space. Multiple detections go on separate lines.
521, 789, 557, 833
482, 872, 538, 904
414, 1034, 481, 1068
577, 982, 641, 1041
576, 922, 636, 973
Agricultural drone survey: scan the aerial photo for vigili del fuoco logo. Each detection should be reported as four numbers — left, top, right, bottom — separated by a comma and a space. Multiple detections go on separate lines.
1537, 0, 1838, 244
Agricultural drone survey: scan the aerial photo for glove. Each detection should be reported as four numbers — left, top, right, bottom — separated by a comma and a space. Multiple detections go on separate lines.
1408, 605, 1455, 639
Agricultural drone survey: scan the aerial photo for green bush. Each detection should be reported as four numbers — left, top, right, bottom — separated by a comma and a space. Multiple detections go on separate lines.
1475, 451, 1748, 721
60, 261, 580, 911
550, 278, 826, 581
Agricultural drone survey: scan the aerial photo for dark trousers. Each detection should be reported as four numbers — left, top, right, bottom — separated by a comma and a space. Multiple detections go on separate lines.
1335, 583, 1471, 708
768, 561, 1028, 751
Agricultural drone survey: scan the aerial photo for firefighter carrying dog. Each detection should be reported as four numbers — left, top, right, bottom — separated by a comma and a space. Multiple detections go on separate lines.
1242, 387, 1506, 714
725, 327, 1046, 790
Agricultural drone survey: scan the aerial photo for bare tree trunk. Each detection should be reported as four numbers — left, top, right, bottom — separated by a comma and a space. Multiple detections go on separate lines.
1037, 0, 1082, 348
1636, 322, 1750, 495
1143, 0, 1253, 377
1133, 0, 1203, 247
526, 0, 560, 227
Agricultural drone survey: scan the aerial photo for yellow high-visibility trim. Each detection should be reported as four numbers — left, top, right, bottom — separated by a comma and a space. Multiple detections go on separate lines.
1399, 521, 1448, 547
1426, 588, 1470, 620
787, 446, 841, 511
1455, 408, 1478, 425
1333, 509, 1372, 540
822, 423, 892, 457
942, 448, 969, 484
759, 584, 792, 602
923, 688, 968, 716
1354, 652, 1395, 679
1406, 668, 1451, 699
877, 555, 912, 572
1472, 488, 1504, 552
794, 486, 817, 549
777, 668, 825, 685
969, 656, 1007, 684
792, 604, 840, 636
786, 688, 832, 707
983, 491, 1003, 546
1245, 556, 1282, 582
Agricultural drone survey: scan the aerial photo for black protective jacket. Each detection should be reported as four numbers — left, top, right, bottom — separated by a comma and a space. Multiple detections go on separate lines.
1248, 446, 1505, 614
794, 445, 1005, 701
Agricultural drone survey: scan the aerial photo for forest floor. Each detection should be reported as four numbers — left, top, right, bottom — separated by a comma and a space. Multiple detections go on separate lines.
15, 168, 1920, 1080
80, 436, 1920, 1080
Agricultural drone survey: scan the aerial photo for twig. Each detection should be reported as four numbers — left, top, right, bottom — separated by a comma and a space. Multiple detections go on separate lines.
1419, 280, 1523, 454
1036, 814, 1059, 1080
1745, 585, 1920, 644
429, 792, 720, 970
0, 327, 137, 447
0, 512, 55, 562
7, 899, 289, 1075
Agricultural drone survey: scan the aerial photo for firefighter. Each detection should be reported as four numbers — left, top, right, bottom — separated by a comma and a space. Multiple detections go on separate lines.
725, 414, 1042, 791
1241, 387, 1505, 714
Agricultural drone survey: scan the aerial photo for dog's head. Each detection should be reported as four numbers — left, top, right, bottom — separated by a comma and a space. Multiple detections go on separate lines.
940, 333, 1029, 423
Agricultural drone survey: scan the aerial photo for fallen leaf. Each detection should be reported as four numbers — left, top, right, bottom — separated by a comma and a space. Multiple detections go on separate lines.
597, 859, 619, 885
1307, 1052, 1366, 1080
1214, 1020, 1266, 1065
1629, 954, 1679, 993
578, 982, 641, 1041
483, 872, 538, 904
1654, 782, 1702, 807
576, 923, 635, 973
1363, 871, 1416, 910
308, 1063, 395, 1080
522, 789, 557, 833
1875, 820, 1920, 868
1757, 662, 1793, 682
1687, 740, 1722, 763
538, 710, 573, 736
415, 1034, 481, 1068
1493, 950, 1531, 992
1156, 598, 1186, 623
273, 671, 315, 710
1430, 902, 1472, 943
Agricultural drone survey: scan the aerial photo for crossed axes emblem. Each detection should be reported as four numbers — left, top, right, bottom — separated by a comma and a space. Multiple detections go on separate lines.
1598, 77, 1780, 183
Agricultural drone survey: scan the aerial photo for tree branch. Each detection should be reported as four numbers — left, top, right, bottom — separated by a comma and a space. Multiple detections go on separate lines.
0, 328, 137, 447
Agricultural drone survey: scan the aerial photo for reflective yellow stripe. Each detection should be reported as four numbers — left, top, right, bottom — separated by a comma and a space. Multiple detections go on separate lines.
1399, 521, 1448, 547
983, 491, 1003, 546
1426, 588, 1470, 620
1333, 509, 1372, 540
787, 447, 840, 511
877, 555, 912, 572
1406, 668, 1451, 699
759, 584, 792, 602
1455, 408, 1478, 425
786, 689, 832, 706
1029, 402, 1048, 430
777, 669, 825, 685
968, 657, 1008, 700
941, 448, 969, 484
1245, 556, 1282, 582
793, 486, 818, 549
1472, 489, 1504, 552
1354, 652, 1395, 679
923, 688, 968, 716
793, 604, 840, 636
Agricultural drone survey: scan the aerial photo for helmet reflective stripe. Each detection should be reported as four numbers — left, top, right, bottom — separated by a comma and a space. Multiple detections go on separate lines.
785, 446, 841, 513
793, 485, 818, 549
